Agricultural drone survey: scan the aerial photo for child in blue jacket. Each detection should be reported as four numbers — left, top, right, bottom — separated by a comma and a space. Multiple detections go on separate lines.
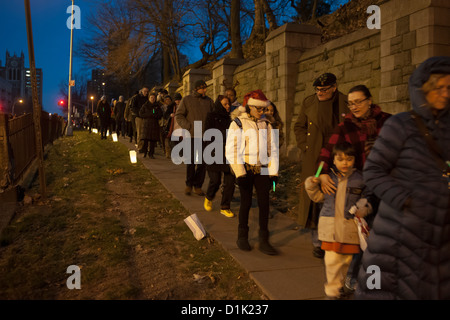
305, 142, 372, 299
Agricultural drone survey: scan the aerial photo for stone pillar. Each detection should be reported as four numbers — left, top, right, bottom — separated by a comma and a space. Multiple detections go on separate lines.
164, 81, 180, 98
181, 68, 211, 96
211, 58, 245, 99
265, 23, 321, 158
379, 0, 450, 114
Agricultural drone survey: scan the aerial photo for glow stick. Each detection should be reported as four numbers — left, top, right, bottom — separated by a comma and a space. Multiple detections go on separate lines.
315, 161, 324, 178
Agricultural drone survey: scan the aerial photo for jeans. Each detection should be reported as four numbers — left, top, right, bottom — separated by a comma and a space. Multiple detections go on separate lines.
237, 171, 270, 232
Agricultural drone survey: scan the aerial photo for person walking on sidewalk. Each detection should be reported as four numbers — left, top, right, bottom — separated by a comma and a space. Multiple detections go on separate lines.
294, 73, 349, 259
97, 95, 111, 140
166, 93, 183, 158
226, 89, 279, 255
139, 92, 163, 158
175, 80, 214, 196
204, 95, 236, 218
114, 95, 126, 137
305, 142, 374, 299
356, 56, 450, 300
130, 86, 150, 145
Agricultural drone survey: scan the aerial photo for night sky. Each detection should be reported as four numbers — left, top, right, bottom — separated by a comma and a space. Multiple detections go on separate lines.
0, 0, 98, 115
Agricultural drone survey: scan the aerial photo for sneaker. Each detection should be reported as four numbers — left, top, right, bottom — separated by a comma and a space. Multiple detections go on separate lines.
220, 209, 235, 218
193, 187, 205, 196
204, 198, 213, 211
185, 186, 192, 195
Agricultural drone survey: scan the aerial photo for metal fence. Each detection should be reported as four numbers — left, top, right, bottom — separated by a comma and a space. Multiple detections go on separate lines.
0, 111, 66, 189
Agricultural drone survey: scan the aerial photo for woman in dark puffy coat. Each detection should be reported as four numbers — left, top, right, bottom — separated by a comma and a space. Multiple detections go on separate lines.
139, 92, 162, 158
356, 56, 450, 300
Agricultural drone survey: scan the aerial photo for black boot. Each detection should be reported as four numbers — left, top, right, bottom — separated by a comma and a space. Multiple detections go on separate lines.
237, 227, 251, 251
258, 230, 278, 255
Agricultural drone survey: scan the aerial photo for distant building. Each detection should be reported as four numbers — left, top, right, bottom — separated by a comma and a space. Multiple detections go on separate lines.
0, 77, 13, 113
0, 50, 43, 114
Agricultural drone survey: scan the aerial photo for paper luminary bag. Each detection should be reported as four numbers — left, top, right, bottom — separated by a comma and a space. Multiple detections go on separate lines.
184, 213, 207, 240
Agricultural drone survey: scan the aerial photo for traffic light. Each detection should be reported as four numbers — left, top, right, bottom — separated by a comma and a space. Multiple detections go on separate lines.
58, 99, 65, 106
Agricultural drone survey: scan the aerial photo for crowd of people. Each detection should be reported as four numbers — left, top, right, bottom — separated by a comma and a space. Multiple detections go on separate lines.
83, 55, 450, 300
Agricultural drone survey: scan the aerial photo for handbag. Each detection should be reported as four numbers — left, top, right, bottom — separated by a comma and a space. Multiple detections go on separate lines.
184, 213, 207, 240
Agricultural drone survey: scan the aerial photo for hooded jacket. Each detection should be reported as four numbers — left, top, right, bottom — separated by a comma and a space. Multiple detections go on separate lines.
305, 168, 371, 245
356, 56, 450, 300
225, 113, 279, 178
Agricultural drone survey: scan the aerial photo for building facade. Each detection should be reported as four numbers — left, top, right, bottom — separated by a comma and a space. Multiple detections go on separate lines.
0, 50, 43, 114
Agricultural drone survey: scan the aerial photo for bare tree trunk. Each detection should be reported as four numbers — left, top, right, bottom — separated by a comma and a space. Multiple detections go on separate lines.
249, 0, 265, 40
261, 0, 278, 31
311, 0, 318, 20
229, 0, 243, 59
162, 44, 171, 84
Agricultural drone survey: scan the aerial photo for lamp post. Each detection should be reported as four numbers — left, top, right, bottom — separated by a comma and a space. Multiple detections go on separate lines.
90, 95, 94, 112
11, 98, 23, 115
66, 0, 75, 136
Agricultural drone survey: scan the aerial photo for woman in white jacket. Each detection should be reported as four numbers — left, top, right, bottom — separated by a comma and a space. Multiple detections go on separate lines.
225, 90, 279, 255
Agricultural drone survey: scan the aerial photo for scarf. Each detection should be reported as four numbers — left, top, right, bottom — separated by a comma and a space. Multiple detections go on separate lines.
348, 104, 382, 157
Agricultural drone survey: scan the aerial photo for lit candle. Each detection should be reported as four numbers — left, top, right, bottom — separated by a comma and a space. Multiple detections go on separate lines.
112, 133, 118, 142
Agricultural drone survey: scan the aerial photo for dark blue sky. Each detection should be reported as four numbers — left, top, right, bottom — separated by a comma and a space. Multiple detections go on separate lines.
0, 0, 98, 115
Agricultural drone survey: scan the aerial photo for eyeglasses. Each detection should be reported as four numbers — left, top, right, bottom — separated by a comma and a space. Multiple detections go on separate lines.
315, 86, 333, 93
250, 105, 267, 112
432, 85, 450, 94
347, 98, 369, 107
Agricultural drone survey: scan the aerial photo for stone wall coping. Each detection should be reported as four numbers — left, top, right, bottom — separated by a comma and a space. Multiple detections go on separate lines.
298, 27, 380, 62
266, 23, 321, 42
212, 57, 246, 70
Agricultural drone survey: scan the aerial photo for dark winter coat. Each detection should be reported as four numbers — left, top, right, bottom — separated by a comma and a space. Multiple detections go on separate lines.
356, 56, 450, 300
131, 93, 149, 116
293, 91, 349, 227
204, 100, 232, 172
139, 101, 162, 141
96, 101, 111, 123
114, 101, 125, 121
317, 105, 391, 173
175, 91, 214, 138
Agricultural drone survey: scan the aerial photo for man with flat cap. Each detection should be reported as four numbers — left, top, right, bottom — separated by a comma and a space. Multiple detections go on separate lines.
175, 79, 214, 196
294, 73, 349, 258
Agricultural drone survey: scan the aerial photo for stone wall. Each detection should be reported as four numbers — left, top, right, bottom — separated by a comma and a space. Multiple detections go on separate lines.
171, 0, 450, 159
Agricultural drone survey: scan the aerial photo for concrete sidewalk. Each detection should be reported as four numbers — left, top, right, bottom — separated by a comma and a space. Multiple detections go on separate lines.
119, 136, 326, 300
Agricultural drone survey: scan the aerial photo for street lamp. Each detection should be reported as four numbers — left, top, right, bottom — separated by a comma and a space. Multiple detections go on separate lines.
11, 98, 23, 115
66, 0, 75, 136
102, 82, 106, 96
90, 95, 94, 112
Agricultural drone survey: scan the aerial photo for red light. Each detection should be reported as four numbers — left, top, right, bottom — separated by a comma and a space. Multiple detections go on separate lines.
58, 100, 65, 106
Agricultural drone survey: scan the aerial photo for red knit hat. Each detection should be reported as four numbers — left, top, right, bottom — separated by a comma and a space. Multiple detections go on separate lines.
242, 89, 270, 107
